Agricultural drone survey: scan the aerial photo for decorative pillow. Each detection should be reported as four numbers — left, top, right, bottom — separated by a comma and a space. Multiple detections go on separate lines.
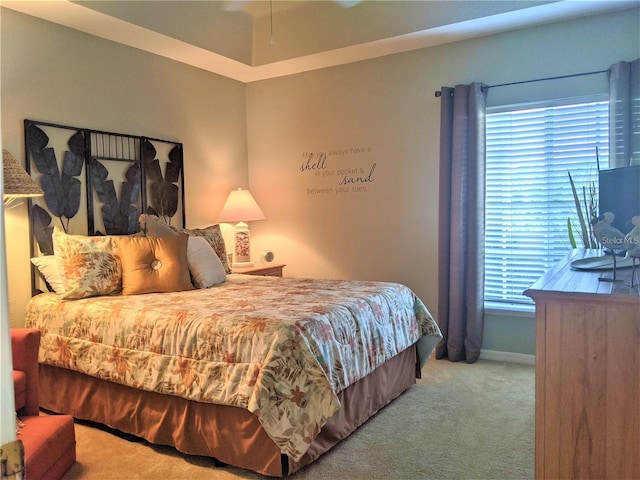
31, 255, 66, 295
186, 225, 231, 274
139, 214, 231, 274
115, 234, 193, 295
52, 227, 121, 300
187, 236, 226, 288
139, 213, 178, 237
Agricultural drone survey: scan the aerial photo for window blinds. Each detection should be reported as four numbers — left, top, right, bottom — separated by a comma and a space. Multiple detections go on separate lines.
484, 99, 609, 304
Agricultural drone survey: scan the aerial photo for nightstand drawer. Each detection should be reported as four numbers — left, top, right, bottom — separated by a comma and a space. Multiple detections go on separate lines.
232, 264, 285, 277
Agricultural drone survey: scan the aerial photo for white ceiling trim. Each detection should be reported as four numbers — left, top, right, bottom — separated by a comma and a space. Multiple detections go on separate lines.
2, 0, 635, 84
248, 0, 636, 82
2, 0, 256, 81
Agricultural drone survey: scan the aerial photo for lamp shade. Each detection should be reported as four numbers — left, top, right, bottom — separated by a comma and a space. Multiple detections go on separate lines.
2, 150, 43, 198
218, 188, 266, 223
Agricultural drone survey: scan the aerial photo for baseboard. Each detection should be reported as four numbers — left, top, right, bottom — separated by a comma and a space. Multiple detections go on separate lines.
480, 349, 535, 365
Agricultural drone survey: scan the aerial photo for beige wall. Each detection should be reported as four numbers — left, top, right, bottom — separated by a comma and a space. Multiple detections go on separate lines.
1, 9, 248, 326
245, 8, 639, 353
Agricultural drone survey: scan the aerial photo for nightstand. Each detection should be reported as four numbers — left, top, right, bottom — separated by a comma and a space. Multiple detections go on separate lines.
232, 264, 286, 277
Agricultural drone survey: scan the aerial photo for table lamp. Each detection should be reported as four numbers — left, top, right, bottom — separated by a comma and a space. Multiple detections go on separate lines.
217, 188, 265, 267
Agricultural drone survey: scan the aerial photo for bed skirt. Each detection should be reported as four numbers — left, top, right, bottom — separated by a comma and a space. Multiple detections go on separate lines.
39, 344, 419, 477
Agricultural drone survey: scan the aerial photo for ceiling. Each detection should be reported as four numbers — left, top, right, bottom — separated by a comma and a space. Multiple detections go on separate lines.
2, 0, 637, 83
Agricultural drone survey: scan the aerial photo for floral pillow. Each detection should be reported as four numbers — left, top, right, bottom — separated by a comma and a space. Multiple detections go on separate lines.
52, 227, 121, 300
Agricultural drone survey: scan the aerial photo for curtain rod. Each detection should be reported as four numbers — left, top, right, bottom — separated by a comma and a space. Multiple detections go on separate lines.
434, 68, 609, 97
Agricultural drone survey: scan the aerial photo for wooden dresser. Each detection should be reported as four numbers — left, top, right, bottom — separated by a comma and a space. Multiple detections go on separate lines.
524, 249, 639, 479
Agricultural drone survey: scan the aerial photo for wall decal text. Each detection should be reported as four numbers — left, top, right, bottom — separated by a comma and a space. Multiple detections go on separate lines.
300, 146, 376, 195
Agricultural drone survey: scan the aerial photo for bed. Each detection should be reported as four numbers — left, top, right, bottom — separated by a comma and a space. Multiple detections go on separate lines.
22, 119, 442, 476
25, 230, 443, 478
26, 273, 441, 476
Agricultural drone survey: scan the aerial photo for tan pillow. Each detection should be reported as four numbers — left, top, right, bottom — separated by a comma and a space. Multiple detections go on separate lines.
116, 234, 193, 295
52, 227, 121, 300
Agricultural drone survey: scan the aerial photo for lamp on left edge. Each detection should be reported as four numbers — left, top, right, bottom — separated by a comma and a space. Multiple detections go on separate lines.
2, 150, 43, 207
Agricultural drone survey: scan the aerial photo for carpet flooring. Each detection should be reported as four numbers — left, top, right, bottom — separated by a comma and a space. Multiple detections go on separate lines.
61, 359, 535, 480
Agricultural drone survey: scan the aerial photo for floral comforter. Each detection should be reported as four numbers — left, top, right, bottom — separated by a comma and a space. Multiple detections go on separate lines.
26, 274, 441, 461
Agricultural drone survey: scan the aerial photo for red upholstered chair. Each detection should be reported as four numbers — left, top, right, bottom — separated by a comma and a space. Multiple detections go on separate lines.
12, 328, 40, 417
11, 328, 76, 480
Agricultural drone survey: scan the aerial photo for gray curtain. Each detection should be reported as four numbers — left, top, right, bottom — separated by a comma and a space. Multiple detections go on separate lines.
436, 83, 487, 364
608, 58, 640, 168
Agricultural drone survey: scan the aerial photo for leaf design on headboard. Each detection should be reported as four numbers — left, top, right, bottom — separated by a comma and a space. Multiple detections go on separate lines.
91, 160, 141, 235
143, 140, 182, 224
26, 123, 84, 232
31, 204, 54, 255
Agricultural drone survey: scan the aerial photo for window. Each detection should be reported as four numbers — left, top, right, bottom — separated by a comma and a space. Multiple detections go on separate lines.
484, 97, 609, 306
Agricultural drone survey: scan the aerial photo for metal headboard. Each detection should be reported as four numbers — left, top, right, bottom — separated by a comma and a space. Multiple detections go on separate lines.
24, 119, 185, 295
